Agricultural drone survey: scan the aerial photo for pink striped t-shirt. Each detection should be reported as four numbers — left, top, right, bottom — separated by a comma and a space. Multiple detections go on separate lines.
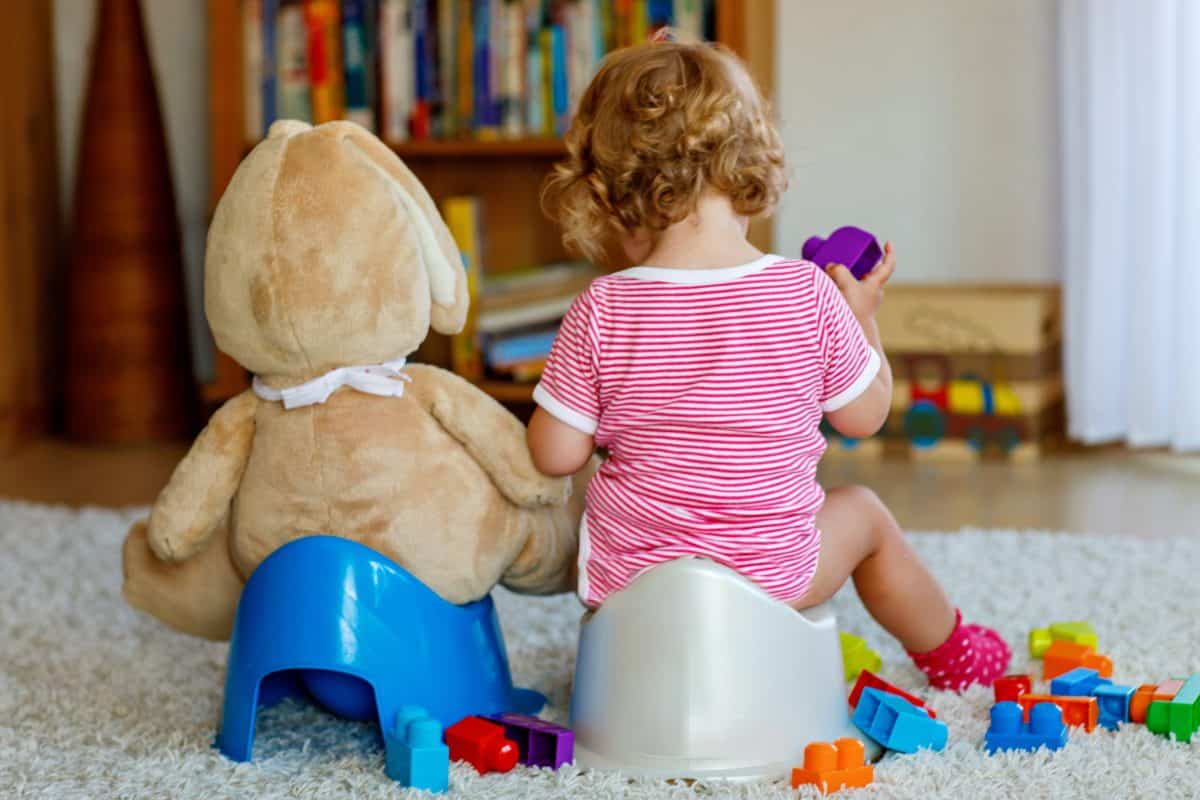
532, 255, 880, 607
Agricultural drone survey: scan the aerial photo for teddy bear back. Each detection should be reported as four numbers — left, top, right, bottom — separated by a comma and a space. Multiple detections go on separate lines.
205, 121, 469, 379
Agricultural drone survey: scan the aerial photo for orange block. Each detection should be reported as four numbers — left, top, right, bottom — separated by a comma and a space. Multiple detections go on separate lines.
1042, 640, 1113, 680
791, 738, 874, 795
1130, 684, 1157, 724
1131, 680, 1184, 725
1018, 694, 1100, 732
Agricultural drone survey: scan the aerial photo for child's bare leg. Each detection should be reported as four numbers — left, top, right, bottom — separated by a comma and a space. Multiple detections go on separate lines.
791, 485, 954, 652
792, 485, 1011, 690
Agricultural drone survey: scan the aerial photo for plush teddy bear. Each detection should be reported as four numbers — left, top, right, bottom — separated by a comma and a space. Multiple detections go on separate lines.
122, 120, 588, 640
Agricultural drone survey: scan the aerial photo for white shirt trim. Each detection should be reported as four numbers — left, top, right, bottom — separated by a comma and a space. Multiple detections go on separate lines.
532, 384, 600, 435
821, 348, 882, 412
613, 254, 786, 285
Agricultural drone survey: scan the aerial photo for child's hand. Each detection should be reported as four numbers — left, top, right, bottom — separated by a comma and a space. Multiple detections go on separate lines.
823, 241, 895, 323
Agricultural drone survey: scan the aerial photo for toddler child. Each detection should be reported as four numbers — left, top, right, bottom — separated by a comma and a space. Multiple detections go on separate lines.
526, 41, 1009, 690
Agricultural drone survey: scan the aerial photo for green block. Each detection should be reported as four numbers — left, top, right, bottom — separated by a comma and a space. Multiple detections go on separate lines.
1147, 700, 1171, 735
1168, 674, 1200, 743
839, 632, 882, 683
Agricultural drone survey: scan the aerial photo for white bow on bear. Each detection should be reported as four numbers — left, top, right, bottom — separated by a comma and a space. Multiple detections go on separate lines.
252, 359, 412, 410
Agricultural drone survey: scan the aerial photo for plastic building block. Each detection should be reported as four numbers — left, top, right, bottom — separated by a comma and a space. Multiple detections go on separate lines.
1028, 621, 1098, 658
1041, 640, 1112, 680
802, 226, 882, 280
848, 670, 936, 718
839, 632, 882, 684
384, 706, 450, 792
852, 688, 948, 753
1018, 694, 1099, 732
445, 716, 519, 774
1130, 684, 1158, 724
1093, 683, 1135, 731
1146, 674, 1200, 742
487, 712, 574, 769
1050, 667, 1112, 697
791, 738, 874, 794
985, 701, 1068, 754
993, 674, 1033, 704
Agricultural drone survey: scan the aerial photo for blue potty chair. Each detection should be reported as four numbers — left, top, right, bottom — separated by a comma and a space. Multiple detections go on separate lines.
216, 535, 544, 766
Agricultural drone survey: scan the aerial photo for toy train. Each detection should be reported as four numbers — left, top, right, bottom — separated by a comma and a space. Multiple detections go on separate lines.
899, 355, 1026, 453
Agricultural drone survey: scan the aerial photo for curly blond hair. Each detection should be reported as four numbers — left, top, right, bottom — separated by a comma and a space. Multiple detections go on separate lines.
543, 41, 787, 264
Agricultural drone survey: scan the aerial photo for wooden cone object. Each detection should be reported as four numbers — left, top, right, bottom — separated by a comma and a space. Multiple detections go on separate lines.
66, 0, 195, 442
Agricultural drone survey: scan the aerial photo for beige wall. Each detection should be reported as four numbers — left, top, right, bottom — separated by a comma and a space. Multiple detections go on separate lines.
774, 0, 1060, 284
54, 0, 212, 378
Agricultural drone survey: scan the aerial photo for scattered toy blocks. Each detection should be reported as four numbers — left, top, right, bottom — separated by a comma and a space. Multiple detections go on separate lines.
1028, 621, 1098, 658
1146, 674, 1200, 743
1042, 640, 1113, 680
444, 716, 519, 774
1093, 683, 1136, 731
852, 688, 948, 753
1130, 684, 1158, 724
985, 701, 1068, 754
1050, 667, 1112, 697
791, 738, 874, 794
839, 632, 882, 684
848, 670, 936, 718
486, 712, 574, 769
993, 674, 1033, 704
1018, 694, 1099, 732
385, 706, 450, 793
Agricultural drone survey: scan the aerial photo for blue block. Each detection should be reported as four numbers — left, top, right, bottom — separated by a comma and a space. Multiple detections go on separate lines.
1050, 667, 1112, 697
385, 706, 450, 792
1092, 683, 1135, 731
852, 688, 948, 753
985, 701, 1068, 754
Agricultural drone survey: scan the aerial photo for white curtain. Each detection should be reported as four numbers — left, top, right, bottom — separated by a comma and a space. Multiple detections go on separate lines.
1059, 0, 1200, 450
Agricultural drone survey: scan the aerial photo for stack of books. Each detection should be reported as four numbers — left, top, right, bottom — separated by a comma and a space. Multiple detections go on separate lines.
441, 196, 596, 383
242, 0, 713, 143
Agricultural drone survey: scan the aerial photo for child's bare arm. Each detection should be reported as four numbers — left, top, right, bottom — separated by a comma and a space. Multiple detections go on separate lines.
527, 407, 595, 476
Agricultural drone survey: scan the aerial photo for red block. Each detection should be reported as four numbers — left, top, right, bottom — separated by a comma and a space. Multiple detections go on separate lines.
445, 717, 519, 774
848, 670, 936, 719
993, 674, 1033, 704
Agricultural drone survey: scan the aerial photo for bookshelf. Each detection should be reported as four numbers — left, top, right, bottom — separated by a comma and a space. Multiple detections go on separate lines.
205, 0, 775, 408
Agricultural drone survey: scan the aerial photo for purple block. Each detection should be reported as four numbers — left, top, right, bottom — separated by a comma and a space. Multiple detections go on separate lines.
487, 712, 574, 769
802, 226, 882, 280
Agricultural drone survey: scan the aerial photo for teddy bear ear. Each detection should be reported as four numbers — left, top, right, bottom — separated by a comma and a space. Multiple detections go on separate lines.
267, 119, 312, 139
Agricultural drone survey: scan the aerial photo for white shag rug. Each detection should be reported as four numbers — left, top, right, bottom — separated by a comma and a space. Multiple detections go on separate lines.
0, 501, 1197, 800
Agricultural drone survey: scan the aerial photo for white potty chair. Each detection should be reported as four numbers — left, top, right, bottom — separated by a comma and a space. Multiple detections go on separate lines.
570, 558, 874, 780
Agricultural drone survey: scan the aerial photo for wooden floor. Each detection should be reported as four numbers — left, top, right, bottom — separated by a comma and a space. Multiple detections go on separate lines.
1, 438, 1197, 537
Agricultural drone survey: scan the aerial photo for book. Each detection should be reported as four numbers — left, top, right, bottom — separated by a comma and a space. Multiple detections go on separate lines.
457, 0, 475, 130
477, 293, 575, 334
673, 0, 703, 42
525, 6, 543, 133
305, 0, 345, 123
479, 262, 596, 311
538, 28, 553, 136
472, 0, 498, 136
438, 0, 458, 135
442, 196, 485, 379
243, 0, 266, 139
550, 24, 568, 135
500, 0, 526, 137
379, 0, 414, 141
262, 0, 278, 130
411, 0, 434, 138
486, 327, 558, 367
341, 0, 376, 129
276, 0, 314, 121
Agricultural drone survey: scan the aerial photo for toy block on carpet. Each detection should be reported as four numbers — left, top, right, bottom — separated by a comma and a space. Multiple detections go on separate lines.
1050, 667, 1111, 697
852, 688, 948, 753
1018, 694, 1099, 732
1042, 640, 1112, 680
1093, 683, 1136, 731
848, 670, 936, 718
791, 738, 874, 794
486, 712, 574, 769
1146, 674, 1200, 743
985, 701, 1068, 754
839, 632, 882, 683
445, 717, 519, 774
384, 707, 449, 793
993, 674, 1032, 704
1028, 621, 1098, 658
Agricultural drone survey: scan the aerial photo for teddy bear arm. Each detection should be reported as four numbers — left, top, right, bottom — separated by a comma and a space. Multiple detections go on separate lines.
405, 365, 571, 508
147, 390, 258, 562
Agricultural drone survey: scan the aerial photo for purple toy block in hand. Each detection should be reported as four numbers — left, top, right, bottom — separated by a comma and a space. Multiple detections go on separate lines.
802, 226, 882, 280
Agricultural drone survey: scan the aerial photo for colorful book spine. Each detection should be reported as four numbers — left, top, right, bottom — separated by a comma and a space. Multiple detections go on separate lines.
500, 0, 525, 137
488, 329, 558, 366
472, 0, 498, 136
539, 28, 553, 136
438, 0, 459, 136
262, 0, 279, 129
243, 0, 266, 139
442, 197, 485, 380
457, 0, 474, 130
525, 2, 543, 133
550, 24, 567, 135
276, 0, 314, 122
630, 0, 648, 42
411, 0, 433, 138
647, 0, 673, 35
341, 0, 375, 129
673, 0, 702, 42
379, 0, 413, 141
305, 0, 345, 123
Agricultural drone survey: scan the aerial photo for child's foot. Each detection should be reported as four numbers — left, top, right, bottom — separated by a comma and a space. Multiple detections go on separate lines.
907, 609, 1010, 691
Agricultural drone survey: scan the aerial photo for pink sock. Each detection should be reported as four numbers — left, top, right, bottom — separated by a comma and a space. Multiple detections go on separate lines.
907, 609, 1011, 692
